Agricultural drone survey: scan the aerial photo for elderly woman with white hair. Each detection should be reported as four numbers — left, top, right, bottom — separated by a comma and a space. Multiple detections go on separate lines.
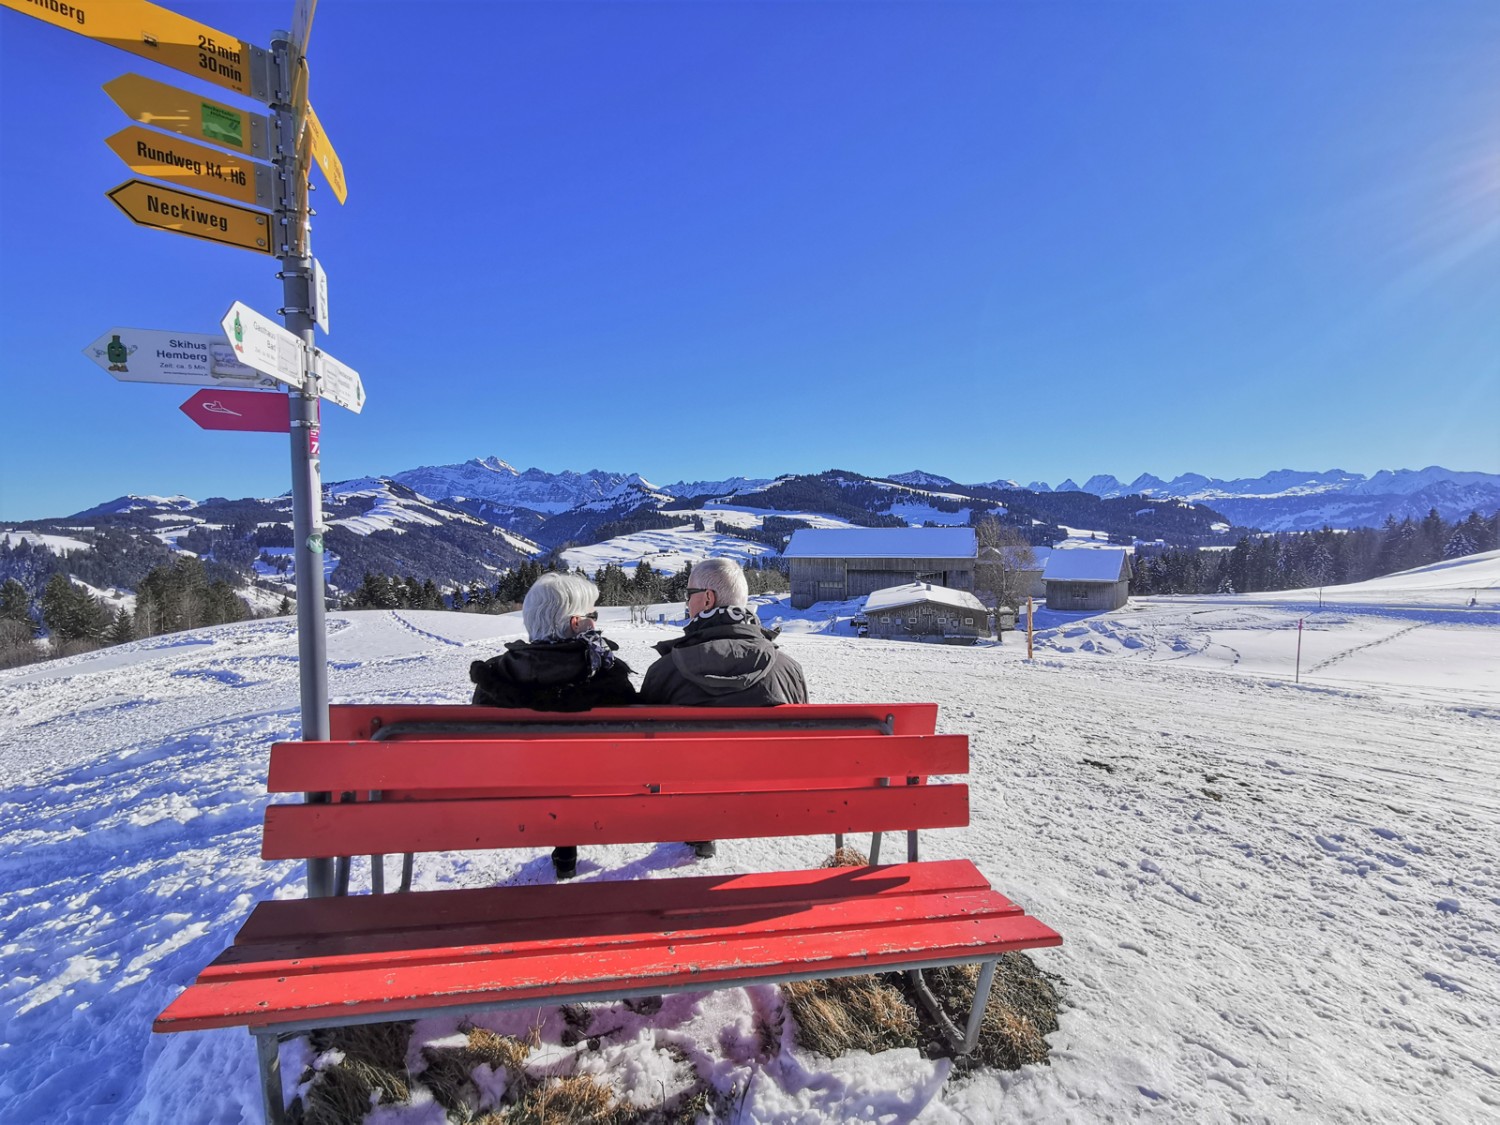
468, 571, 637, 879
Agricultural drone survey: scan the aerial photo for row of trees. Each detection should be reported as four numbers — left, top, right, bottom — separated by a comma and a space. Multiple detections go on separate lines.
344, 556, 792, 616
1132, 509, 1498, 596
0, 559, 264, 669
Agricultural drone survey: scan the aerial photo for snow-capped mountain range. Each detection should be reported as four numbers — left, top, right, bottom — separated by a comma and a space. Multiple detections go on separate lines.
4, 460, 1496, 603
890, 465, 1500, 531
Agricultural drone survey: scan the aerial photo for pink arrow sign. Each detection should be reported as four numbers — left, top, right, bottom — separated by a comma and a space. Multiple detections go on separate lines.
179, 389, 289, 432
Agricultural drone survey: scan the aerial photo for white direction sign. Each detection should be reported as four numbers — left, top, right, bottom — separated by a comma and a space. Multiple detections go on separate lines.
221, 300, 305, 389
311, 257, 330, 334
83, 327, 277, 387
313, 348, 364, 413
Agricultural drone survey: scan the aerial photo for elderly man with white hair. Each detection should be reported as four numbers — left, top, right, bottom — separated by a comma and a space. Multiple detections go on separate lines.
469, 571, 637, 879
640, 556, 808, 858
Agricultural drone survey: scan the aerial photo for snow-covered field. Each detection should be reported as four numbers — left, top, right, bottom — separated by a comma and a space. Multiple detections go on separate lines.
0, 557, 1496, 1122
562, 527, 782, 575
0, 531, 90, 553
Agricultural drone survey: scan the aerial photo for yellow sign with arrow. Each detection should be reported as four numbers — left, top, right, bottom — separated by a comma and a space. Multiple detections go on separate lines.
105, 125, 271, 208
106, 179, 273, 255
0, 0, 269, 101
104, 73, 271, 160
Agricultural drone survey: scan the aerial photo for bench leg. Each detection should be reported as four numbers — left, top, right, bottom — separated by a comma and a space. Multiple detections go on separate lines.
869, 831, 882, 864
370, 853, 385, 895
908, 959, 998, 1056
253, 1030, 287, 1125
400, 851, 415, 893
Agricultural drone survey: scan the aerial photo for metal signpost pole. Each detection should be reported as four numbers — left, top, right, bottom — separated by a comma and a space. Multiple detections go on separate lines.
270, 29, 333, 898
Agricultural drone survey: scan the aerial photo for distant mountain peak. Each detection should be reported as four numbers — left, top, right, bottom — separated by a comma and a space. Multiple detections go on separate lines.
888, 470, 959, 489
475, 456, 520, 476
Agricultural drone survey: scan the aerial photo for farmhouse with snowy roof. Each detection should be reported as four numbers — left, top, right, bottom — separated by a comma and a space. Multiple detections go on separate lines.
782, 527, 977, 609
863, 582, 989, 643
1041, 547, 1133, 612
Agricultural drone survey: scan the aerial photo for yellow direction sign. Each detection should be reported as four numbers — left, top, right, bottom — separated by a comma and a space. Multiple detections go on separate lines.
1, 0, 270, 101
106, 126, 271, 208
107, 179, 272, 255
304, 101, 347, 204
104, 73, 270, 160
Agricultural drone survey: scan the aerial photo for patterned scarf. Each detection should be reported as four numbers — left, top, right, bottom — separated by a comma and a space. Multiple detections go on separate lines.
577, 628, 617, 676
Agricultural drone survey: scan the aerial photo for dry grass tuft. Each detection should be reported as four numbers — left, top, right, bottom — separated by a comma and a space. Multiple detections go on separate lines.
821, 846, 870, 867
784, 952, 1061, 1070
783, 974, 919, 1057
420, 1024, 540, 1121
916, 955, 1060, 1070
505, 1074, 631, 1124
290, 1021, 413, 1124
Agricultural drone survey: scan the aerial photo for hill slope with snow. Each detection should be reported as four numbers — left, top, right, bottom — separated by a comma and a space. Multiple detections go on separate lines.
1, 552, 1496, 1122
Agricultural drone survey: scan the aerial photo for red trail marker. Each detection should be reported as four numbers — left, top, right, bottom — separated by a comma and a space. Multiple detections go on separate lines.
179, 389, 289, 432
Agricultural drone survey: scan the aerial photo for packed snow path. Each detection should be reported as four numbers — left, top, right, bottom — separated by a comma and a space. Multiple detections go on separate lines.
0, 579, 1496, 1122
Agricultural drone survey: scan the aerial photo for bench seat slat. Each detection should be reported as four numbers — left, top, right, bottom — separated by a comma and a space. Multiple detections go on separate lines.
262, 785, 969, 860
155, 893, 1061, 1033
235, 859, 996, 943
328, 702, 940, 740
268, 734, 967, 793
199, 887, 1022, 976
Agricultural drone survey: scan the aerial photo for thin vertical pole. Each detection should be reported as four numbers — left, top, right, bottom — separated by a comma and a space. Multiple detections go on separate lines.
271, 30, 332, 898
253, 1031, 286, 1125
1295, 617, 1303, 684
1026, 596, 1034, 659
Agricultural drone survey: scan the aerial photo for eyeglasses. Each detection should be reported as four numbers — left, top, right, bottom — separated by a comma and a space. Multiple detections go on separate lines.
685, 587, 709, 599
574, 610, 599, 621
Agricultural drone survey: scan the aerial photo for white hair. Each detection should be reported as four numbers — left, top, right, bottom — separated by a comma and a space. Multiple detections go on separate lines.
522, 572, 599, 641
690, 557, 749, 607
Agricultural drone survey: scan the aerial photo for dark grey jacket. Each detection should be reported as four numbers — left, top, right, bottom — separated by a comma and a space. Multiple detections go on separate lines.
639, 605, 808, 707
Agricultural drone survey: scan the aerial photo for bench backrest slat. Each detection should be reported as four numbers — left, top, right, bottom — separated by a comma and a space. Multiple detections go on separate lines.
262, 784, 969, 860
268, 733, 966, 793
328, 702, 939, 740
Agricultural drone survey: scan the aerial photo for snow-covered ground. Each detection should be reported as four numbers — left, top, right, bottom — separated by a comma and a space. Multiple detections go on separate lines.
0, 557, 1496, 1122
0, 530, 90, 553
561, 527, 781, 575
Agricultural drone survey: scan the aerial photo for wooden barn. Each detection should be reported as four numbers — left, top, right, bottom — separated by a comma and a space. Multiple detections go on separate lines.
783, 527, 977, 609
1041, 548, 1133, 612
863, 582, 989, 643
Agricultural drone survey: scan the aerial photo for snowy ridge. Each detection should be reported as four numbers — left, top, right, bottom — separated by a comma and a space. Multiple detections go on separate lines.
390, 459, 653, 514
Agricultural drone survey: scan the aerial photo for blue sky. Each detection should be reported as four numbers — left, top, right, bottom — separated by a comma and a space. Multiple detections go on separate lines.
3, 1, 1500, 521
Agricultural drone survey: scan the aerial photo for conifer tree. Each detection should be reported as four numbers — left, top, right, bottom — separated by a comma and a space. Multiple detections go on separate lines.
0, 578, 30, 625
107, 607, 136, 646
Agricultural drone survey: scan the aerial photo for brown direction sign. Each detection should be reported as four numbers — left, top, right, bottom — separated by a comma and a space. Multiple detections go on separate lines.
0, 0, 270, 102
107, 179, 272, 255
104, 73, 271, 161
106, 126, 271, 209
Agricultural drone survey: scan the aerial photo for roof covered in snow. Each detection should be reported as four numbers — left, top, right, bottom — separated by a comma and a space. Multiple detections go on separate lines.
1042, 547, 1132, 583
864, 582, 988, 614
783, 527, 977, 559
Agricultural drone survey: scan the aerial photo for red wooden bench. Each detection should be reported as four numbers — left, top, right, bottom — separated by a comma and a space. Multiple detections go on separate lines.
153, 702, 1062, 1124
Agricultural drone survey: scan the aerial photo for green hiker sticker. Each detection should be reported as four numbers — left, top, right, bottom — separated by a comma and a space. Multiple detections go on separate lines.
200, 103, 243, 149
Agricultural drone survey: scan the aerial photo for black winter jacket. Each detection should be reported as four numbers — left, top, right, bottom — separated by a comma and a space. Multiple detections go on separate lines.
469, 632, 637, 711
639, 606, 808, 707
